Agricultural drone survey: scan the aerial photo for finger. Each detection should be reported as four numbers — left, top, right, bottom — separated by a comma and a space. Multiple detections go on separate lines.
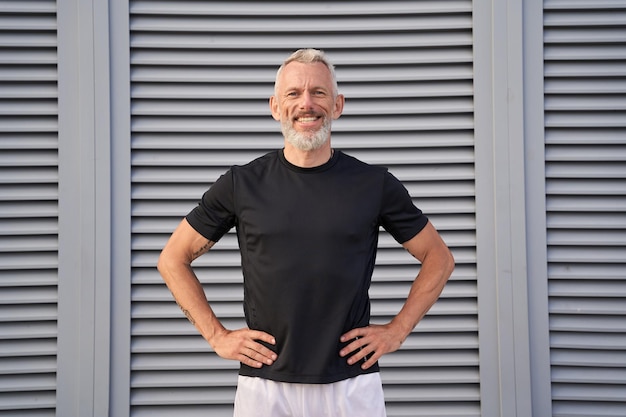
248, 341, 278, 365
340, 327, 367, 343
238, 351, 264, 368
339, 336, 367, 358
248, 330, 277, 346
360, 349, 381, 370
345, 344, 373, 366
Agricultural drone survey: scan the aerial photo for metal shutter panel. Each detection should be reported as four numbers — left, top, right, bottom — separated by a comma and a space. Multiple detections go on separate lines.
129, 2, 477, 416
544, 1, 626, 416
0, 1, 58, 415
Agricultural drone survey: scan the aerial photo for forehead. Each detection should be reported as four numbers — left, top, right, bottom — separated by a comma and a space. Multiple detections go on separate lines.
277, 61, 334, 90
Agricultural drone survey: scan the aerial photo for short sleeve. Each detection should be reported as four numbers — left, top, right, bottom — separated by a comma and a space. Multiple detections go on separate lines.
379, 170, 429, 244
185, 169, 237, 242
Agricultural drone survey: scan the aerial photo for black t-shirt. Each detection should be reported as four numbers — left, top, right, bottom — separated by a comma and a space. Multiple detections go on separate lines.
186, 149, 428, 383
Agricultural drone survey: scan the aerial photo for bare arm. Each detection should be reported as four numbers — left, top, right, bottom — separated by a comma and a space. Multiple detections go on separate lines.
340, 221, 455, 369
157, 218, 277, 368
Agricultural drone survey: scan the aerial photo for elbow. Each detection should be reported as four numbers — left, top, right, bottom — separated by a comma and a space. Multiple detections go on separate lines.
157, 250, 170, 278
157, 248, 185, 281
446, 246, 455, 272
445, 248, 455, 279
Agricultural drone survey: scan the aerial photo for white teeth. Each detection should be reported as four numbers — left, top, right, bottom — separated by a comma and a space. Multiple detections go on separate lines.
298, 117, 317, 123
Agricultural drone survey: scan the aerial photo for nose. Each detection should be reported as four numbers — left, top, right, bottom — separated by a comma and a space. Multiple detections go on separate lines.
299, 91, 314, 109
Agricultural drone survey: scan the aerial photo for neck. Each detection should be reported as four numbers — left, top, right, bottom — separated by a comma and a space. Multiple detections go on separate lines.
283, 142, 334, 168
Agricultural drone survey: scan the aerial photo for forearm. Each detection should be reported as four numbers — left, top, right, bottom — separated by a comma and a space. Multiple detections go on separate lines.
391, 245, 455, 340
158, 250, 225, 345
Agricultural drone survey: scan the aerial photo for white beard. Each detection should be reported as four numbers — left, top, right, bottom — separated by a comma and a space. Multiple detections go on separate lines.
281, 117, 331, 151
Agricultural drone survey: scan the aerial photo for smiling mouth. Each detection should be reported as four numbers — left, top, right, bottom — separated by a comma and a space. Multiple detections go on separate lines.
297, 116, 319, 123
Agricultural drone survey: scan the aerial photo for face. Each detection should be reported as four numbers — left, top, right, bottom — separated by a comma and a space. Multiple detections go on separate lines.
270, 61, 344, 151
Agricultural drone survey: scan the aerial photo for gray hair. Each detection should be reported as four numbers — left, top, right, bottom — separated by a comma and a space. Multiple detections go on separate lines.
274, 49, 339, 97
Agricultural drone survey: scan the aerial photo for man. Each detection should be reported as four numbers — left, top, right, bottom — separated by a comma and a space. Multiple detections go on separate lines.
157, 48, 455, 417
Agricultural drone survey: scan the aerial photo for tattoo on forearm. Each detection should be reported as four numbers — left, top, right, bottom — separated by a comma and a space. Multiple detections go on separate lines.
177, 301, 196, 325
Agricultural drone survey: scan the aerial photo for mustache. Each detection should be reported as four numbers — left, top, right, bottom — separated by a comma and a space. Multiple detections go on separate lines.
295, 112, 322, 118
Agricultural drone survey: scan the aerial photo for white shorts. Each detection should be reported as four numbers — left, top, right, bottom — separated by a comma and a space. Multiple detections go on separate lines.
233, 373, 387, 417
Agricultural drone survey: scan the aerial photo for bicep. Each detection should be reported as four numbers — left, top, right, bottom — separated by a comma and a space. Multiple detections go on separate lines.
160, 218, 215, 266
401, 221, 450, 263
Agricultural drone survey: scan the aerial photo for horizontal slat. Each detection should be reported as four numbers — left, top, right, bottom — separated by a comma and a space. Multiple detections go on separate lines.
544, 0, 626, 10
552, 383, 626, 402
0, 99, 57, 115
0, 270, 57, 287
550, 315, 626, 331
0, 150, 58, 167
130, 281, 476, 304
548, 230, 626, 246
0, 321, 57, 344
131, 15, 471, 33
0, 252, 57, 270
0, 236, 57, 251
0, 374, 56, 392
545, 128, 626, 144
131, 404, 234, 417
0, 338, 56, 356
132, 263, 477, 285
544, 61, 625, 77
0, 116, 58, 132
545, 95, 626, 111
551, 333, 626, 350
130, 349, 478, 372
131, 80, 473, 99
0, 50, 57, 65
0, 1, 56, 13
548, 246, 626, 263
131, 50, 474, 69
548, 263, 626, 280
0, 66, 57, 82
0, 392, 55, 411
546, 178, 626, 195
545, 112, 626, 127
0, 356, 56, 374
545, 78, 626, 94
548, 213, 626, 230
131, 386, 234, 406
545, 145, 626, 161
132, 97, 473, 116
544, 27, 626, 43
131, 332, 478, 356
551, 348, 626, 367
0, 287, 57, 304
546, 162, 626, 178
549, 279, 626, 297
383, 384, 479, 402
131, 34, 471, 51
552, 402, 626, 417
0, 202, 57, 218
0, 83, 57, 99
0, 219, 57, 235
131, 64, 473, 83
131, 162, 475, 184
131, 132, 474, 150
0, 34, 56, 48
131, 148, 474, 167
130, 0, 473, 16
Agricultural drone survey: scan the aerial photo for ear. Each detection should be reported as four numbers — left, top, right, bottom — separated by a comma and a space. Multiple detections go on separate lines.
269, 96, 281, 121
332, 94, 345, 120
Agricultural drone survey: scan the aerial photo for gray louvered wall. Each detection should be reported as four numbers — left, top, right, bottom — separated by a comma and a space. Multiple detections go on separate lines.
0, 0, 58, 415
543, 1, 626, 416
128, 1, 477, 416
